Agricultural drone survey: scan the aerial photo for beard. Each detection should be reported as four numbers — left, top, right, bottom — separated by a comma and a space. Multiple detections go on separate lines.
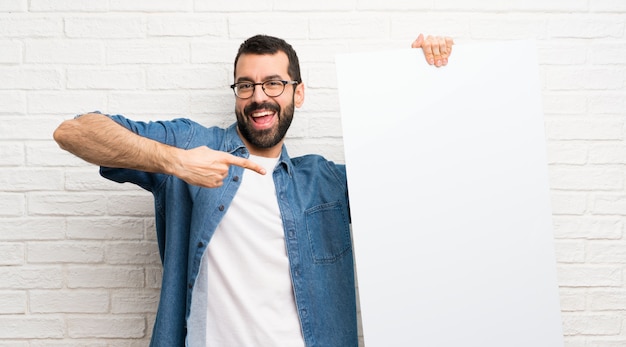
236, 99, 294, 149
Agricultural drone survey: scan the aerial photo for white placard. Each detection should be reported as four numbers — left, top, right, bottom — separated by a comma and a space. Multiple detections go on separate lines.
336, 41, 564, 347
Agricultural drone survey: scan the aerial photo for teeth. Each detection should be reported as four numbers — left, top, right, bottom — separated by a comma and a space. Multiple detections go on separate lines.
252, 111, 273, 117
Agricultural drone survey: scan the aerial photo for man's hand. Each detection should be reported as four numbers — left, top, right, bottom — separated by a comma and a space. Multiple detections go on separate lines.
173, 146, 266, 188
411, 33, 454, 67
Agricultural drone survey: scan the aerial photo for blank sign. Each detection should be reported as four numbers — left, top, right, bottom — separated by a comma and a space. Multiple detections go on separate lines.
336, 41, 564, 347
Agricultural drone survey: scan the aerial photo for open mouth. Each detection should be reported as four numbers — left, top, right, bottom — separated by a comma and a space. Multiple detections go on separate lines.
251, 110, 276, 126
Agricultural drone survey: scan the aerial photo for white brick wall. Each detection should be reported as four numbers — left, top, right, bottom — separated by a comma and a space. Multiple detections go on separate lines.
0, 1, 624, 345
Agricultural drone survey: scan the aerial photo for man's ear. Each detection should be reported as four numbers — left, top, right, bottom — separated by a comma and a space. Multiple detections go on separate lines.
294, 82, 305, 108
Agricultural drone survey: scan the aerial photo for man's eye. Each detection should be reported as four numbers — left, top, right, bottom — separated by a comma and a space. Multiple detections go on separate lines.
238, 83, 253, 90
265, 81, 283, 87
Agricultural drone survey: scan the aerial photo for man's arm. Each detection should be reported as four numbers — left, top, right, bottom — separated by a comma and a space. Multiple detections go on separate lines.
53, 113, 266, 188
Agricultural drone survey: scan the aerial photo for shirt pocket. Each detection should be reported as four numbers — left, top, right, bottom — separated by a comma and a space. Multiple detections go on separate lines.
305, 201, 351, 264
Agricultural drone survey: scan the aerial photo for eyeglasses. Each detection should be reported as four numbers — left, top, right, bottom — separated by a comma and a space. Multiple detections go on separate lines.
230, 80, 299, 99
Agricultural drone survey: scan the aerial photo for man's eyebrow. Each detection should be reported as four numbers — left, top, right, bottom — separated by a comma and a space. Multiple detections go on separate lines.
235, 74, 284, 83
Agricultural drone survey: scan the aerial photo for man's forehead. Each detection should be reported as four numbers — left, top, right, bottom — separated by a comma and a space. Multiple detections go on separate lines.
235, 52, 290, 78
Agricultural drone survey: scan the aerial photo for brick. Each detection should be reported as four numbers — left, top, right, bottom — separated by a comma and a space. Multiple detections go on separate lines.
27, 92, 107, 115
0, 142, 24, 166
559, 288, 586, 311
67, 67, 145, 90
108, 92, 189, 115
510, 0, 587, 11
590, 44, 626, 64
195, 0, 271, 12
538, 43, 588, 65
357, 0, 424, 10
106, 193, 154, 217
109, 0, 192, 12
30, 341, 107, 347
105, 242, 160, 265
229, 14, 309, 40
470, 15, 547, 40
310, 14, 389, 40
548, 15, 624, 39
554, 240, 585, 263
0, 218, 65, 241
549, 166, 623, 191
587, 241, 626, 263
29, 0, 109, 12
111, 290, 159, 313
27, 142, 92, 167
0, 266, 63, 289
0, 242, 24, 265
0, 15, 61, 37
27, 242, 105, 263
0, 316, 64, 338
67, 218, 145, 241
67, 266, 144, 288
0, 194, 25, 217
67, 316, 145, 338
0, 117, 71, 140
107, 40, 189, 64
0, 0, 26, 12
593, 195, 626, 216
145, 267, 163, 289
545, 118, 623, 140
0, 291, 27, 314
557, 265, 622, 287
30, 290, 109, 313
552, 216, 622, 240
546, 67, 624, 91
147, 14, 227, 37
562, 313, 622, 335
391, 15, 470, 40
542, 93, 587, 115
0, 68, 62, 90
0, 41, 21, 64
28, 193, 108, 216
589, 93, 626, 115
546, 142, 588, 165
0, 168, 64, 191
591, 0, 626, 11
65, 16, 145, 39
146, 66, 228, 90
25, 39, 105, 64
191, 39, 239, 64
0, 91, 25, 115
589, 144, 626, 164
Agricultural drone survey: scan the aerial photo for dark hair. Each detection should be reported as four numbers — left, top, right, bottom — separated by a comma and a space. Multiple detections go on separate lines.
234, 35, 302, 83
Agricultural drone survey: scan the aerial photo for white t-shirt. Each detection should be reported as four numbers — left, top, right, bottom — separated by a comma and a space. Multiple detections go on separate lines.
187, 154, 305, 347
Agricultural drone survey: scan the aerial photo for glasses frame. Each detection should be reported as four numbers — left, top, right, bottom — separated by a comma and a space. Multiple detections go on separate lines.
230, 80, 299, 99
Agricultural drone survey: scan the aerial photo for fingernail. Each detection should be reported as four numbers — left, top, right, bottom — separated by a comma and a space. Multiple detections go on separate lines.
429, 59, 435, 65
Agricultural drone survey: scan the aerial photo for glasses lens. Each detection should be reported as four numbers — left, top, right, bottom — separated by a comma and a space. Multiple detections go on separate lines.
235, 83, 253, 98
263, 81, 285, 97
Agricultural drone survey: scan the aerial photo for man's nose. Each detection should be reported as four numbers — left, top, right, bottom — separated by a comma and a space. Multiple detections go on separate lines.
252, 84, 269, 102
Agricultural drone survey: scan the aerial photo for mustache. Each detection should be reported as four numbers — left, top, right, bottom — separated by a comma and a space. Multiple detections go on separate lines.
244, 102, 280, 116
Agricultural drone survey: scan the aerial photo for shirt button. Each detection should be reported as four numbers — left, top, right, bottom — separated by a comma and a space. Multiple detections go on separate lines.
188, 283, 193, 289
233, 176, 239, 182
218, 205, 225, 211
288, 231, 295, 238
198, 242, 204, 248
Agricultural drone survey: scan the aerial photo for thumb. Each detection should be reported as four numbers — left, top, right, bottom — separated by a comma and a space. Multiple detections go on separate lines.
411, 33, 424, 48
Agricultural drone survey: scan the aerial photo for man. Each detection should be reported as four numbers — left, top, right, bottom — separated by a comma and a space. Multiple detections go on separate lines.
54, 33, 453, 346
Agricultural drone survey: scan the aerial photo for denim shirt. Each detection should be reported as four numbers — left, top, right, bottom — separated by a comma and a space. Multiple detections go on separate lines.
99, 115, 357, 347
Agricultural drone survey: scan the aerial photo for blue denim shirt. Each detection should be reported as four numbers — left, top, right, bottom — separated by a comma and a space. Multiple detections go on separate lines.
100, 115, 357, 347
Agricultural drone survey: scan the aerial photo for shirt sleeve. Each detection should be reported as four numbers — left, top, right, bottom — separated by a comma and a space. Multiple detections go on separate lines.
99, 114, 197, 192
